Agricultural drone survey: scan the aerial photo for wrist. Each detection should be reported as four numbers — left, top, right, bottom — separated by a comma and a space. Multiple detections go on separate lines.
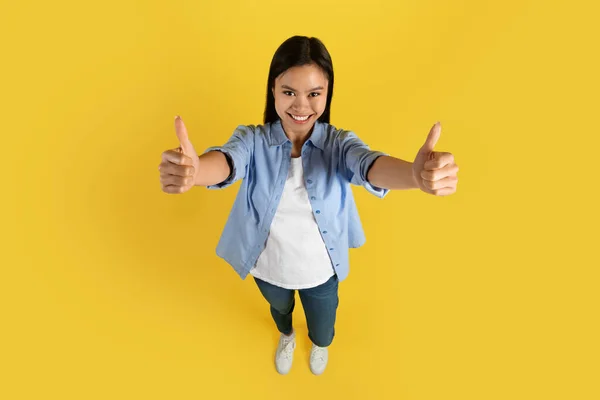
410, 163, 420, 189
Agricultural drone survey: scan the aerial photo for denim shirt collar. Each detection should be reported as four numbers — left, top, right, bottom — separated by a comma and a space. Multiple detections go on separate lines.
269, 118, 326, 150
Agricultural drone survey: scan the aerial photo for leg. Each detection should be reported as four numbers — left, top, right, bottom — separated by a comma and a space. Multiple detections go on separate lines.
253, 277, 295, 335
298, 274, 339, 347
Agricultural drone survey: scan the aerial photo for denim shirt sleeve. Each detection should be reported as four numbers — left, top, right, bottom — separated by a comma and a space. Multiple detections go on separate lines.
202, 125, 254, 189
338, 130, 390, 198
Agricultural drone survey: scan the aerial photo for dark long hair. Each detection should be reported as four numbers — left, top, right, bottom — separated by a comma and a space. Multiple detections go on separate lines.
263, 36, 334, 124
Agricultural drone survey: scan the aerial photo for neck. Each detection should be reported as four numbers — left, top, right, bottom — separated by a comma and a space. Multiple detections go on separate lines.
281, 121, 314, 145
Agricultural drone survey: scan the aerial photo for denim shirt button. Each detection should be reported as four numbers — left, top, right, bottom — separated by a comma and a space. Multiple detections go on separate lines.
316, 210, 321, 214
311, 196, 316, 200
307, 179, 313, 184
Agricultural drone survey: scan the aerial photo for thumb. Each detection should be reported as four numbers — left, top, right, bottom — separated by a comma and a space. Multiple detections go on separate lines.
419, 121, 441, 154
174, 115, 196, 156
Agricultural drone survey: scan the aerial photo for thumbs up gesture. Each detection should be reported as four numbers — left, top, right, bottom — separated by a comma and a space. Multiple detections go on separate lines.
411, 122, 459, 196
158, 116, 201, 194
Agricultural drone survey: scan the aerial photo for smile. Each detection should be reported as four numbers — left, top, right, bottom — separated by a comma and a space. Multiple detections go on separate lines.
288, 113, 313, 123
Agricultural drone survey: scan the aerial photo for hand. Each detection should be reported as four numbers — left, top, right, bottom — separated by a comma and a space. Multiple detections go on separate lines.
158, 116, 201, 194
411, 122, 459, 196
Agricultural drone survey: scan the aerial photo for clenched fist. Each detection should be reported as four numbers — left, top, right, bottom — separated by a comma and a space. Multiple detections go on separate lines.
158, 116, 201, 194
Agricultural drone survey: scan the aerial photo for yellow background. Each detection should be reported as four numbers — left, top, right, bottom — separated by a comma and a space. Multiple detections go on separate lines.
2, 0, 598, 399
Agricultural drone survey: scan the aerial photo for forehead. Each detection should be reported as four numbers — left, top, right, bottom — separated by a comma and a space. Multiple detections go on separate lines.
276, 64, 328, 88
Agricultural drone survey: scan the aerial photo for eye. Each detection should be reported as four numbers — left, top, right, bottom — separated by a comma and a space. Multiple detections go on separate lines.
309, 92, 320, 97
283, 91, 295, 96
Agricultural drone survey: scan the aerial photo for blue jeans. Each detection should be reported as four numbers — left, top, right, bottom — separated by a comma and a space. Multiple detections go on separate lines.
253, 274, 339, 347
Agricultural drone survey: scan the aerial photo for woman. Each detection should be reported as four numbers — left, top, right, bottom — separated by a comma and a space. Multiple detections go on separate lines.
158, 35, 459, 375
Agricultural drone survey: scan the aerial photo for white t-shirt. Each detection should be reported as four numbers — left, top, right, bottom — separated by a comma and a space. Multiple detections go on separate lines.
249, 156, 335, 289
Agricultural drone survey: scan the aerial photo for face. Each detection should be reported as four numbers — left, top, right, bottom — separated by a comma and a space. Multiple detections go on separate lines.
272, 64, 329, 138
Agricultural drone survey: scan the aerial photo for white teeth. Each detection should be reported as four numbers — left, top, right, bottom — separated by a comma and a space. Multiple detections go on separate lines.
291, 114, 310, 121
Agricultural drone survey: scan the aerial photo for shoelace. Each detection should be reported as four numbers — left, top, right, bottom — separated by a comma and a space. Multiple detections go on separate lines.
311, 346, 327, 362
279, 339, 295, 360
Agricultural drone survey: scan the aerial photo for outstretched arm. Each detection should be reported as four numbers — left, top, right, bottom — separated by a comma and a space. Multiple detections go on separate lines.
200, 125, 254, 190
367, 156, 419, 190
194, 150, 232, 187
368, 122, 459, 196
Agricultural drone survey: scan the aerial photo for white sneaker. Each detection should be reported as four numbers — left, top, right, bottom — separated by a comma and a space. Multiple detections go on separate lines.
275, 330, 296, 375
309, 343, 328, 375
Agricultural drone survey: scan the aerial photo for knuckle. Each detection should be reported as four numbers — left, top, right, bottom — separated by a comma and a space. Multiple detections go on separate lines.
422, 171, 434, 181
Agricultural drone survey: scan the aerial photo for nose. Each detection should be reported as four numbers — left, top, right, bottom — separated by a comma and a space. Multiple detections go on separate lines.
293, 95, 311, 112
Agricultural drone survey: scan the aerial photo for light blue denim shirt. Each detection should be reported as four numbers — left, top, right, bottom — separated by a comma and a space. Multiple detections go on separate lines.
203, 119, 389, 282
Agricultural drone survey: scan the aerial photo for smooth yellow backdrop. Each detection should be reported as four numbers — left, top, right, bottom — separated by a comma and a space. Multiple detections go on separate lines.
1, 0, 598, 399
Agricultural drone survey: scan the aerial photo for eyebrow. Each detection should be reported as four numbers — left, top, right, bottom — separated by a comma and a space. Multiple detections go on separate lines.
281, 85, 324, 92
